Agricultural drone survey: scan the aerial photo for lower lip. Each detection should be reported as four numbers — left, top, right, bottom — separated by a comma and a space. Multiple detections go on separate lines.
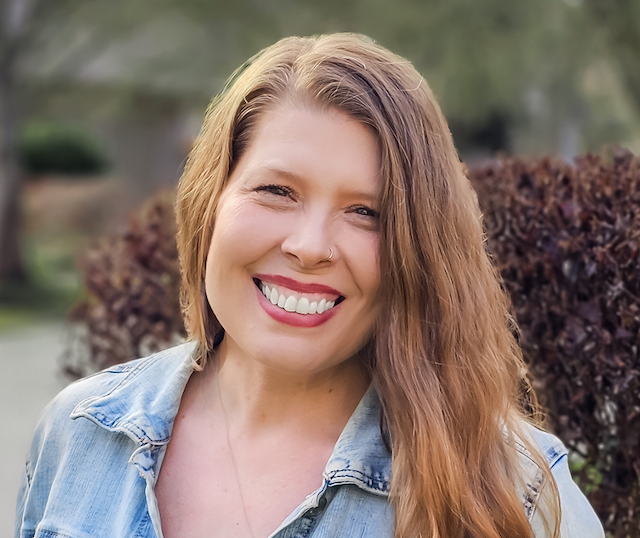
255, 286, 340, 328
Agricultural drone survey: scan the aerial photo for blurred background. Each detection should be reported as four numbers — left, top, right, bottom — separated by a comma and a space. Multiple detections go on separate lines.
2, 0, 640, 535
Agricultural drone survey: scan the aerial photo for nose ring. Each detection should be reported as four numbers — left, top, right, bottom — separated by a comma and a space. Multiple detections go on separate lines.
322, 248, 334, 262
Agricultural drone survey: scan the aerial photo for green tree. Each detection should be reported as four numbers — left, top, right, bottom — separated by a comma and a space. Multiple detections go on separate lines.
0, 0, 35, 280
583, 0, 640, 112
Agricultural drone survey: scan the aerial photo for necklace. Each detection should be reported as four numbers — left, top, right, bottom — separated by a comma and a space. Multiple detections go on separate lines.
216, 372, 256, 538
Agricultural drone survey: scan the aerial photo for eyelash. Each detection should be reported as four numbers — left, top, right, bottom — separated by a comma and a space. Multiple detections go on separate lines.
350, 206, 379, 219
254, 184, 378, 219
254, 184, 295, 198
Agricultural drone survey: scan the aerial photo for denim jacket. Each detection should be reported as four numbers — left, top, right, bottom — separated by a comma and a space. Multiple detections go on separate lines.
16, 342, 604, 538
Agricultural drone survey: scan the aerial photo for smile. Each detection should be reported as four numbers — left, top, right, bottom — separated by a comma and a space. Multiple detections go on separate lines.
252, 275, 345, 319
259, 282, 337, 314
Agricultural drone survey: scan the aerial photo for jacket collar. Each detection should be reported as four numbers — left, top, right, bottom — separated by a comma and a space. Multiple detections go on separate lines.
71, 342, 198, 445
71, 342, 392, 496
324, 385, 391, 495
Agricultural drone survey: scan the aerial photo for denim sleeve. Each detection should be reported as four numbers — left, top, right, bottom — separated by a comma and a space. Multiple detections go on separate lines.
530, 453, 605, 538
14, 395, 62, 538
14, 459, 31, 538
13, 369, 119, 538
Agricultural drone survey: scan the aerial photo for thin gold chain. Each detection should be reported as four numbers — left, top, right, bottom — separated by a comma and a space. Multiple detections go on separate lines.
216, 372, 256, 538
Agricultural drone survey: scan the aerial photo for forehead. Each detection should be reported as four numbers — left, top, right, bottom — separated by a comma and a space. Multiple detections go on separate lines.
229, 104, 381, 196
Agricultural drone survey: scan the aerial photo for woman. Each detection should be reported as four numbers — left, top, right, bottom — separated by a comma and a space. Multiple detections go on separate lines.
16, 34, 603, 538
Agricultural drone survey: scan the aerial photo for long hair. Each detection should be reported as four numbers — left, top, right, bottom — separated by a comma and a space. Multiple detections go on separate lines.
176, 33, 559, 538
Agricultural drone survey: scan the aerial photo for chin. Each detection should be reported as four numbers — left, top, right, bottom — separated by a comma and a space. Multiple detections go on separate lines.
249, 341, 356, 376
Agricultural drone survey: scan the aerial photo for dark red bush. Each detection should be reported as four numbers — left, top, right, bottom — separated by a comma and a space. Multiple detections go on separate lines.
64, 191, 185, 378
471, 149, 640, 536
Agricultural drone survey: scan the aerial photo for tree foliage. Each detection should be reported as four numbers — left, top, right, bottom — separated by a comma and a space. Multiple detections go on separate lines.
19, 121, 108, 175
583, 0, 640, 113
22, 0, 636, 134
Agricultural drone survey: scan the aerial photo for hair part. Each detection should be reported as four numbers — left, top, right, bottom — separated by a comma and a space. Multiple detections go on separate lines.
176, 33, 559, 538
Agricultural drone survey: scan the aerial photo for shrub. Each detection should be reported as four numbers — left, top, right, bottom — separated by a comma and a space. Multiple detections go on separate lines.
64, 191, 184, 378
470, 149, 640, 537
19, 121, 109, 176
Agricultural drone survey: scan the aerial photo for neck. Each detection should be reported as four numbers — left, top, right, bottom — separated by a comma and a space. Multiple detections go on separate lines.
201, 336, 370, 439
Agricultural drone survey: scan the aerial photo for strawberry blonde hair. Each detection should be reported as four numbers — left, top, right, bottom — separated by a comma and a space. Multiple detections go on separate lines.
176, 33, 559, 538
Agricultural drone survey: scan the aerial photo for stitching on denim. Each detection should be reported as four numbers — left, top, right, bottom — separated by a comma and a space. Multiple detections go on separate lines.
70, 407, 169, 445
70, 356, 156, 417
514, 431, 567, 468
74, 344, 193, 415
120, 421, 154, 444
133, 510, 151, 538
326, 468, 390, 493
514, 438, 536, 462
522, 466, 545, 520
69, 345, 195, 443
25, 459, 33, 488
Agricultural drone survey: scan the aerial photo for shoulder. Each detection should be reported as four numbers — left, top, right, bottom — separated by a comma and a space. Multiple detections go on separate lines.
25, 341, 198, 466
521, 424, 567, 469
515, 423, 604, 538
16, 342, 198, 536
40, 356, 152, 423
39, 341, 196, 428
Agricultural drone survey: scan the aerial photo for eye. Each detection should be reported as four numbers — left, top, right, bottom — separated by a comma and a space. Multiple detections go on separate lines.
349, 205, 379, 219
254, 184, 295, 198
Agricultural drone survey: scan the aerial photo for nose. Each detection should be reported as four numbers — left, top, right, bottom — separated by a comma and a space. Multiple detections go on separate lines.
281, 210, 335, 268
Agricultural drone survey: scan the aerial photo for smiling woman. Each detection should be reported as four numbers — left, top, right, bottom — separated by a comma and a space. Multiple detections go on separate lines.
15, 34, 604, 538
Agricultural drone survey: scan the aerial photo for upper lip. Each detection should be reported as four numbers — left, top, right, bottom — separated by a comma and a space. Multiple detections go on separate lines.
254, 273, 343, 296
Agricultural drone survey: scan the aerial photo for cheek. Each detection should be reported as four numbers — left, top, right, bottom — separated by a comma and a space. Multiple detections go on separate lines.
204, 202, 292, 306
368, 239, 381, 294
344, 230, 381, 302
208, 202, 286, 266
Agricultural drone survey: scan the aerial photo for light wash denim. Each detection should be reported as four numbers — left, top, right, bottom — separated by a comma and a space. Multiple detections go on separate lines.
16, 342, 604, 538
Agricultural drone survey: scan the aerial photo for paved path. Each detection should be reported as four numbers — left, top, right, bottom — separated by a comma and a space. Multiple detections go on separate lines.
0, 322, 69, 538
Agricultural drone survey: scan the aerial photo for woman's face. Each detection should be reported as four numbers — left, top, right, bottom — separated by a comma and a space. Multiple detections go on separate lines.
204, 104, 381, 376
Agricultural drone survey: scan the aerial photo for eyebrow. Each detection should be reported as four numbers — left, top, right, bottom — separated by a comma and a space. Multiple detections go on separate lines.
261, 165, 380, 204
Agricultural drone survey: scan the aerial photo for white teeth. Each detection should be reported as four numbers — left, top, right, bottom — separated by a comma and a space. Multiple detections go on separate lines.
284, 295, 297, 312
296, 297, 310, 314
259, 282, 338, 315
